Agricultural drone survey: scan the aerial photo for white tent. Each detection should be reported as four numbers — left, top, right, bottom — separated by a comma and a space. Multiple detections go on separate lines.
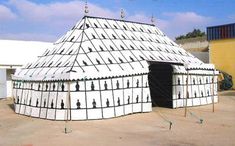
12, 16, 218, 120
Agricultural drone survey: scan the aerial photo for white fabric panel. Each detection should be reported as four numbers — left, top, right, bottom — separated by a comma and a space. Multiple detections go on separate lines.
192, 98, 200, 106
133, 103, 141, 113
115, 106, 124, 117
103, 107, 115, 118
214, 95, 218, 103
31, 107, 40, 118
113, 90, 124, 116
142, 103, 152, 112
201, 97, 207, 105
207, 96, 212, 104
25, 106, 31, 116
87, 109, 102, 119
186, 98, 193, 106
56, 109, 68, 120
71, 109, 87, 120
25, 88, 32, 116
46, 83, 58, 120
123, 77, 132, 114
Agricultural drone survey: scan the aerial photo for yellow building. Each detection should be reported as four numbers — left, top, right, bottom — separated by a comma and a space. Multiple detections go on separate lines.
207, 23, 235, 89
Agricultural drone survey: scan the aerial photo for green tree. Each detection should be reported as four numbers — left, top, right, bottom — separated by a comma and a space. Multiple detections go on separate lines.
175, 29, 205, 40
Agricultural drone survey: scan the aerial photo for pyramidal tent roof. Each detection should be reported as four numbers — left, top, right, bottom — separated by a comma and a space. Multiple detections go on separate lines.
13, 16, 213, 81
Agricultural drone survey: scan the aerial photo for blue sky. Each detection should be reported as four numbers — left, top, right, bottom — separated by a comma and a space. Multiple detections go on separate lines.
0, 0, 234, 42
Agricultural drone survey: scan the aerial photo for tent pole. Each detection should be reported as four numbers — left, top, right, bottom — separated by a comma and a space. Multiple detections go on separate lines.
65, 81, 71, 133
184, 69, 189, 117
212, 70, 215, 112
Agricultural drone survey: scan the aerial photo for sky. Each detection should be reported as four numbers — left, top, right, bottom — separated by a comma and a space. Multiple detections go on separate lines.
0, 0, 234, 42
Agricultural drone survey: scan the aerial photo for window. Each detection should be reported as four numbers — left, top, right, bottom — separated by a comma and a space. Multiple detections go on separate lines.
27, 64, 32, 69
59, 49, 64, 54
129, 56, 134, 62
122, 34, 126, 39
94, 23, 98, 28
110, 45, 115, 51
130, 45, 135, 50
56, 62, 62, 67
68, 50, 73, 55
140, 46, 145, 50
108, 58, 113, 64
88, 47, 92, 52
178, 51, 183, 55
53, 49, 57, 54
70, 36, 75, 42
48, 61, 53, 67
139, 55, 144, 60
120, 45, 125, 50
64, 61, 70, 67
156, 39, 160, 43
99, 46, 104, 51
112, 34, 116, 39
92, 34, 96, 39
45, 51, 49, 56
150, 56, 154, 60
101, 34, 106, 39
41, 62, 46, 67
96, 59, 101, 64
119, 57, 124, 63
71, 25, 76, 30
34, 63, 39, 68
83, 60, 88, 66
166, 49, 170, 53
104, 24, 108, 28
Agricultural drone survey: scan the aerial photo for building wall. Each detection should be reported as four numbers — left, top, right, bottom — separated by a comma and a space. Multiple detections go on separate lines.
210, 38, 235, 88
0, 69, 6, 98
191, 52, 209, 63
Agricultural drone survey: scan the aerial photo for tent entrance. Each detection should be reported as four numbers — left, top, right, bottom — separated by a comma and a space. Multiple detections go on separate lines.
148, 62, 174, 108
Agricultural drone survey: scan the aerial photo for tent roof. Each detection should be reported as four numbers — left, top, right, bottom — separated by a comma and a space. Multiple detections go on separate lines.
14, 16, 211, 81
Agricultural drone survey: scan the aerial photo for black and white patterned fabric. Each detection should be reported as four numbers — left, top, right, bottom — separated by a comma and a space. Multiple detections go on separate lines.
12, 16, 218, 120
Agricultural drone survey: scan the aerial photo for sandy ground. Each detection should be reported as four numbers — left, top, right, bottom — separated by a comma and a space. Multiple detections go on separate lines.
0, 91, 235, 146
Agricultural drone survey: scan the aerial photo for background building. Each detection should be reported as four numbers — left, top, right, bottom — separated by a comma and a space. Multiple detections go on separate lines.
0, 40, 51, 98
175, 36, 209, 63
207, 23, 235, 89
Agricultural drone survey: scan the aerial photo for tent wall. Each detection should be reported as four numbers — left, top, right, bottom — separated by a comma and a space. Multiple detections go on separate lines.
172, 73, 218, 108
12, 74, 152, 120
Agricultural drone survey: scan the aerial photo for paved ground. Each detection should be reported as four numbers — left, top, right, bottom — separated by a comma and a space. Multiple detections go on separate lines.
0, 91, 235, 146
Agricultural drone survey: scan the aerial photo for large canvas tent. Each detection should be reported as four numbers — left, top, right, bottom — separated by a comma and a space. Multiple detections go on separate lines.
12, 16, 218, 120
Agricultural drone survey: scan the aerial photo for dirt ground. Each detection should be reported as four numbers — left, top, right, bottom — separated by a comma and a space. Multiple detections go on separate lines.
0, 91, 235, 146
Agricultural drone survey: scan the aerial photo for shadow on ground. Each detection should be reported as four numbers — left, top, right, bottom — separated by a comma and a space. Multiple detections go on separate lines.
8, 104, 14, 111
